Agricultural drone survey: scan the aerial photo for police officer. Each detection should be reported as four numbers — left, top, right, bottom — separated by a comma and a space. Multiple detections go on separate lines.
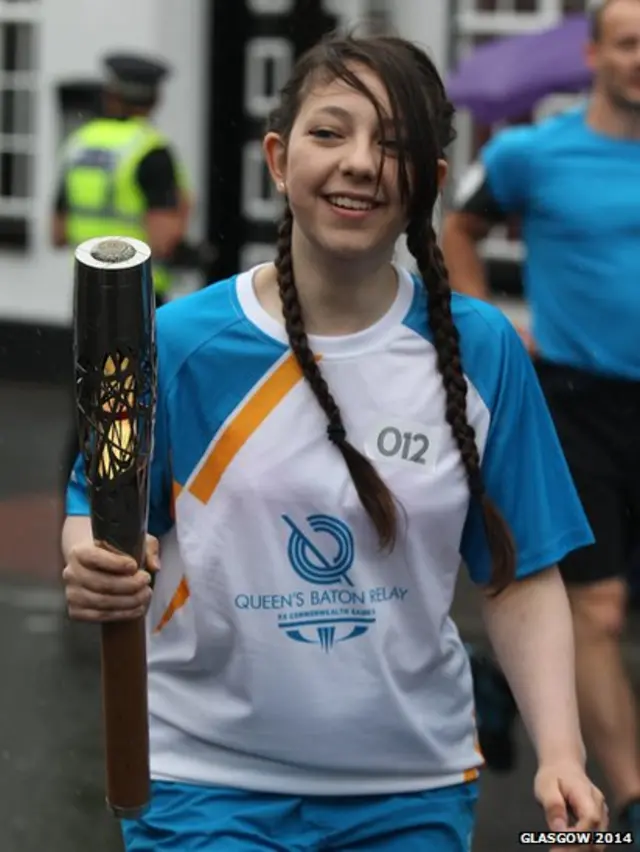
51, 52, 192, 307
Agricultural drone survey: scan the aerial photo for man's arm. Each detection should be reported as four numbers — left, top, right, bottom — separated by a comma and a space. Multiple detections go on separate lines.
137, 147, 190, 259
442, 126, 536, 301
441, 161, 510, 301
50, 181, 68, 248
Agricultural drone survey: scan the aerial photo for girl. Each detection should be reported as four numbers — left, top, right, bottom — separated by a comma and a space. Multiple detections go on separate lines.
62, 33, 607, 851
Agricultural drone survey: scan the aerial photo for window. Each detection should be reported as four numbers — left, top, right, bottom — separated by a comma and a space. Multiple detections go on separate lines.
0, 0, 39, 250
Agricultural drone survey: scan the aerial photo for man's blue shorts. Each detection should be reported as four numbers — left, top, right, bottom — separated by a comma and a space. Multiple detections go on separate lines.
121, 778, 479, 851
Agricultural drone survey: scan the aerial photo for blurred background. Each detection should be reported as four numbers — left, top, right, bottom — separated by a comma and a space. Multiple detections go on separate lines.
0, 1, 627, 850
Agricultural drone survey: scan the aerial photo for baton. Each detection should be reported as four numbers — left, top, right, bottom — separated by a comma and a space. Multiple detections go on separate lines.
73, 236, 157, 819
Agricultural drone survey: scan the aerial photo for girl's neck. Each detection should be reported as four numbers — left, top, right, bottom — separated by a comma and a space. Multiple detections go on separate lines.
254, 225, 400, 337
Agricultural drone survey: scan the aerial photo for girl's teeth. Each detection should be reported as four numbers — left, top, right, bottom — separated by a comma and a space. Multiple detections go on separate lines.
329, 197, 374, 211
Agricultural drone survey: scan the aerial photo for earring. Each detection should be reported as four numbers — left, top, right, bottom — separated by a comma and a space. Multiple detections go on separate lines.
277, 181, 286, 192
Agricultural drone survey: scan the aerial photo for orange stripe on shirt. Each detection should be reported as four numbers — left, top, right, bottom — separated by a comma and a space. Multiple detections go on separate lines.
169, 480, 183, 521
156, 354, 316, 632
188, 352, 311, 505
154, 575, 190, 634
471, 708, 484, 761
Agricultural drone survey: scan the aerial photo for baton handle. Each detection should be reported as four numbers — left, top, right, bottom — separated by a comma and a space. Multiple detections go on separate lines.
101, 617, 150, 818
97, 538, 150, 819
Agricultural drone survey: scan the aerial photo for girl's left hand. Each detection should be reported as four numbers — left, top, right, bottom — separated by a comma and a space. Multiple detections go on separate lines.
534, 760, 608, 850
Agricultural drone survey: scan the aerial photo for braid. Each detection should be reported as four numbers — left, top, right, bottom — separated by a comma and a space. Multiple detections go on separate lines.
406, 221, 516, 594
274, 204, 398, 550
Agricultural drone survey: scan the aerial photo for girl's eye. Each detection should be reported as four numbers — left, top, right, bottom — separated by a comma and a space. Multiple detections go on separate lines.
309, 128, 341, 139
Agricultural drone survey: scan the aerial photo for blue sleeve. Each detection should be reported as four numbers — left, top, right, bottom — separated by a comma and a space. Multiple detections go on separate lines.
460, 317, 594, 585
64, 362, 174, 540
480, 125, 536, 214
65, 452, 91, 515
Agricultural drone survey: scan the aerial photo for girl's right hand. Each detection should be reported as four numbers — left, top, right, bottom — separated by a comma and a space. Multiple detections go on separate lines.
63, 536, 160, 622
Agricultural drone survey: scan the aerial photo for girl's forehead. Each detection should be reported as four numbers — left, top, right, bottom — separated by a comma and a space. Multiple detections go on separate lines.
298, 65, 392, 116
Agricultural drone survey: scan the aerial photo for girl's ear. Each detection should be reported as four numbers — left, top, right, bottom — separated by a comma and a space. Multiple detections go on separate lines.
263, 132, 288, 193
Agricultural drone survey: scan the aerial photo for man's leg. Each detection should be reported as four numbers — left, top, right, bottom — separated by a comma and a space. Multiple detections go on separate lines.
559, 475, 640, 814
535, 361, 640, 832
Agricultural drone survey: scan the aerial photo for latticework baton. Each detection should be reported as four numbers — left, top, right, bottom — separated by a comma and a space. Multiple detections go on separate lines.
73, 236, 157, 819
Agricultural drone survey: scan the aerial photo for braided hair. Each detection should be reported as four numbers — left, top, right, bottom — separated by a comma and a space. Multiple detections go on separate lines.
267, 34, 516, 593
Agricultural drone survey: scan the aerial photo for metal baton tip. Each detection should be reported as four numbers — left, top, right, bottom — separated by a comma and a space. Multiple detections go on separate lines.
91, 239, 137, 264
75, 236, 151, 270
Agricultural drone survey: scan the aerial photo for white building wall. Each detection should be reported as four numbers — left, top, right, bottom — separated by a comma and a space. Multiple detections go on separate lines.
0, 0, 207, 327
155, 0, 209, 241
388, 0, 450, 72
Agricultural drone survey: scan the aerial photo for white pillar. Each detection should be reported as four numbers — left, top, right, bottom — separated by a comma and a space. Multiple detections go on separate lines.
156, 0, 208, 241
324, 0, 372, 30
386, 0, 452, 268
388, 0, 450, 73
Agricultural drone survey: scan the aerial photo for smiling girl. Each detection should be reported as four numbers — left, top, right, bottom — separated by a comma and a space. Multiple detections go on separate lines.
61, 33, 607, 852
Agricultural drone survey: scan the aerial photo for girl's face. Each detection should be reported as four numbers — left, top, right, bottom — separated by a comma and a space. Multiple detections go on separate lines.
264, 64, 411, 265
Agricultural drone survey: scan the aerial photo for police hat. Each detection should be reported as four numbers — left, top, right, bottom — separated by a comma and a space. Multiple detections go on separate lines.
103, 53, 171, 102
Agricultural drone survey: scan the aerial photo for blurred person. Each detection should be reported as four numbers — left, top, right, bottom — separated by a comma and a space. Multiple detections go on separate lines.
51, 52, 192, 306
60, 32, 608, 851
52, 52, 192, 486
441, 0, 640, 839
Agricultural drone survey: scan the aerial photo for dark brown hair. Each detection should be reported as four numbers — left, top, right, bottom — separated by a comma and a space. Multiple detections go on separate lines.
266, 34, 515, 594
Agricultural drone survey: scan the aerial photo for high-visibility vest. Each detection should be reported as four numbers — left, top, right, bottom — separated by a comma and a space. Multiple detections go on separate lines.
60, 116, 188, 296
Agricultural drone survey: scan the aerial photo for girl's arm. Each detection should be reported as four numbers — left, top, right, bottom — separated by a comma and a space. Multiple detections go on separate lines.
481, 565, 586, 768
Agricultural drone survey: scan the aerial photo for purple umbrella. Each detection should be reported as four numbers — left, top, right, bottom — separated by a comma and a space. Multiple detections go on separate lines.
447, 14, 592, 124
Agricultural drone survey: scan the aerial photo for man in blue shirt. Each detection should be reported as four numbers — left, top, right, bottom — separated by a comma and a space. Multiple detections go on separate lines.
442, 0, 640, 839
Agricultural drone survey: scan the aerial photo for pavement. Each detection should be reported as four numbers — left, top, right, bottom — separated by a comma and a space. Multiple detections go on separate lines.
0, 376, 629, 851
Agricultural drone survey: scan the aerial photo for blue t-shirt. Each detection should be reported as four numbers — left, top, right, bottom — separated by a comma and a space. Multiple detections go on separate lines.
481, 105, 640, 380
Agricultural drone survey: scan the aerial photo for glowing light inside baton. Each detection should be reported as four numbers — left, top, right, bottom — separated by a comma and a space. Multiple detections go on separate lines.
98, 354, 136, 479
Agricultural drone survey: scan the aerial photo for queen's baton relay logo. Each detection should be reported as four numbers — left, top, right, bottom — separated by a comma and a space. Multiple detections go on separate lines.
284, 514, 354, 586
234, 513, 409, 653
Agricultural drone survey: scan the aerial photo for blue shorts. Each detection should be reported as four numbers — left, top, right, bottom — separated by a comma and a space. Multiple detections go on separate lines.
121, 778, 479, 851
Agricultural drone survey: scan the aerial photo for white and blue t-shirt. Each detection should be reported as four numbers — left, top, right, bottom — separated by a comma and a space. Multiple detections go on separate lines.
66, 263, 593, 796
480, 104, 640, 380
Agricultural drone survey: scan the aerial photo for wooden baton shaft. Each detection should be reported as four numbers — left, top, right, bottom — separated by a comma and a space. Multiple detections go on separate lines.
101, 615, 150, 818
